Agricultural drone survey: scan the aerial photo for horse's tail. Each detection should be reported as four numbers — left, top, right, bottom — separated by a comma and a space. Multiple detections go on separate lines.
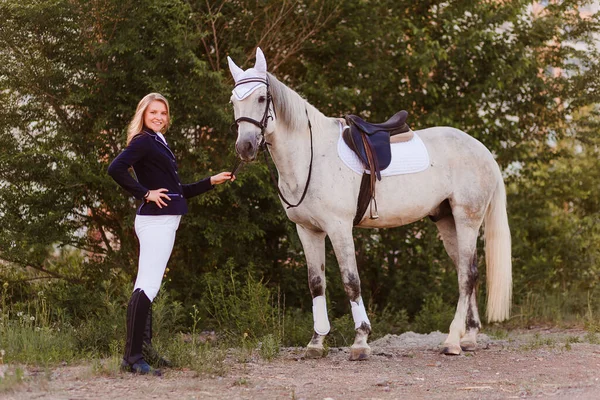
483, 175, 512, 322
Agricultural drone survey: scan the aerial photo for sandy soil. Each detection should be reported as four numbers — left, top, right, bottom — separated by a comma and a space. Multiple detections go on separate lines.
3, 328, 600, 400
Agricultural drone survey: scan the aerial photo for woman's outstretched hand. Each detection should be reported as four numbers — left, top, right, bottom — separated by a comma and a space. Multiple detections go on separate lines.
210, 172, 235, 185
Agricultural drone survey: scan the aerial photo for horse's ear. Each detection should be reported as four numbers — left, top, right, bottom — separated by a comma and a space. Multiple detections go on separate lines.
227, 56, 244, 81
255, 47, 267, 73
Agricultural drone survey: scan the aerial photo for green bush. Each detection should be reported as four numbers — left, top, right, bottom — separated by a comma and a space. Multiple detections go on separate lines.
163, 335, 229, 376
281, 308, 313, 347
328, 314, 356, 347
0, 306, 77, 364
1, 324, 78, 365
201, 260, 283, 344
258, 333, 280, 361
413, 294, 455, 333
370, 306, 410, 340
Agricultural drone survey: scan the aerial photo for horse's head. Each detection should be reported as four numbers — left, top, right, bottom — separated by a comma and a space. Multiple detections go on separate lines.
227, 47, 275, 162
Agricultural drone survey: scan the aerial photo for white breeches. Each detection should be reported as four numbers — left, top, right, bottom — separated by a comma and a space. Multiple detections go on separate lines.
133, 215, 181, 302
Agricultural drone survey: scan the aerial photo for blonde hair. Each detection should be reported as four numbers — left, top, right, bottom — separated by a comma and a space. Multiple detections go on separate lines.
126, 93, 171, 145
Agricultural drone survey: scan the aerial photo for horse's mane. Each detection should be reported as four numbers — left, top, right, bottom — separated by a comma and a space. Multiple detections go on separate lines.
267, 72, 328, 133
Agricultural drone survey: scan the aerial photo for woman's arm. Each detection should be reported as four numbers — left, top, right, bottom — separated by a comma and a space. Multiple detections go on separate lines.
107, 135, 150, 199
182, 172, 234, 199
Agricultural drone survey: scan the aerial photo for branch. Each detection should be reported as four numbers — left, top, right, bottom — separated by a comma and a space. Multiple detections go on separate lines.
189, 0, 226, 71
87, 206, 116, 255
207, 0, 225, 70
257, 1, 341, 72
0, 257, 84, 284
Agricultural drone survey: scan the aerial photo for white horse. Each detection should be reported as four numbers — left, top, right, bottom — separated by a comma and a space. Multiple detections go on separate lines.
227, 48, 511, 360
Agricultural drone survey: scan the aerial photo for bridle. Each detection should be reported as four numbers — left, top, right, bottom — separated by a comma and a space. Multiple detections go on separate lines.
230, 77, 314, 209
230, 78, 274, 146
229, 77, 273, 177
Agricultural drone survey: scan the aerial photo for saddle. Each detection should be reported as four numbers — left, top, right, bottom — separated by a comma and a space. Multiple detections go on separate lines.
342, 110, 412, 225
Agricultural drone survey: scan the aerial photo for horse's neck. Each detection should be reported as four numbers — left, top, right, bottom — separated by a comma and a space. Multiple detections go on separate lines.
269, 111, 335, 194
269, 125, 313, 193
267, 78, 338, 194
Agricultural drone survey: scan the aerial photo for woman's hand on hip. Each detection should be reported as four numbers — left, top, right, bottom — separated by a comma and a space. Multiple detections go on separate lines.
145, 188, 170, 208
210, 172, 235, 185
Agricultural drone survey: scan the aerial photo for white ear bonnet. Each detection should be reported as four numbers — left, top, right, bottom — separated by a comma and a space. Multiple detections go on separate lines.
227, 47, 268, 100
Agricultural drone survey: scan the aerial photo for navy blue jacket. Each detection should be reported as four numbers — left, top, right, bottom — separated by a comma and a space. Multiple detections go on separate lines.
107, 128, 214, 215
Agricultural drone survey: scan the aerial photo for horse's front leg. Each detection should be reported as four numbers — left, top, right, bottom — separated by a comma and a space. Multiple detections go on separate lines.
329, 226, 371, 361
297, 224, 329, 359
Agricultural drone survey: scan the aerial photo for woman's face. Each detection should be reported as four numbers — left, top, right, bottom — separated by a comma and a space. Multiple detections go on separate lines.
144, 100, 169, 133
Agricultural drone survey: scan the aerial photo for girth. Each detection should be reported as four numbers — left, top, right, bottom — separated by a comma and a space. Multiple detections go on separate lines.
342, 110, 412, 226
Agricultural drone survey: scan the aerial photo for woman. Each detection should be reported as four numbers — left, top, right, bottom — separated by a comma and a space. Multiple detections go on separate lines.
108, 93, 233, 375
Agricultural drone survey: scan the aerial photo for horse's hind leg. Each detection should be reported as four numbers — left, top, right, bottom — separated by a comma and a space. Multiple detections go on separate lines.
460, 248, 481, 352
297, 225, 329, 359
328, 228, 371, 361
436, 212, 482, 355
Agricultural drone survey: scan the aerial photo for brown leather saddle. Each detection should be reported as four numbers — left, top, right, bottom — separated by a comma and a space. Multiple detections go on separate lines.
342, 110, 412, 225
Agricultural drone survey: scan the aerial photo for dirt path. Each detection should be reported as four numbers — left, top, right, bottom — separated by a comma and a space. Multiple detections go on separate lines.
4, 328, 600, 399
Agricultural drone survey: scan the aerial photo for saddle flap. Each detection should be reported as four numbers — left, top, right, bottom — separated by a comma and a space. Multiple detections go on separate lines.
342, 125, 391, 176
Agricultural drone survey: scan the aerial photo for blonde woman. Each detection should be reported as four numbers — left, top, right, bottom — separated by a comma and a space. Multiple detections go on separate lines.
108, 93, 234, 375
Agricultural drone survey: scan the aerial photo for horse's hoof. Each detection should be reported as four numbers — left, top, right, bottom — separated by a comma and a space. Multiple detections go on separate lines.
305, 346, 324, 359
460, 341, 477, 352
349, 346, 371, 361
441, 344, 462, 355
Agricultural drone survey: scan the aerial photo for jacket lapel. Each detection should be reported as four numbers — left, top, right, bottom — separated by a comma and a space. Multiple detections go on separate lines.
144, 128, 176, 159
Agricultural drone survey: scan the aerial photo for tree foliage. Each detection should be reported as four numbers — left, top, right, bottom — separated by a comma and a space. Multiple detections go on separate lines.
0, 0, 599, 325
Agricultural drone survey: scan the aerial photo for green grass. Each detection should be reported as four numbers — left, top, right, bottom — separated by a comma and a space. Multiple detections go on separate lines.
413, 294, 454, 334
585, 332, 600, 344
520, 333, 556, 351
486, 327, 509, 340
0, 366, 26, 393
517, 332, 585, 352
89, 341, 123, 377
258, 334, 280, 361
509, 290, 600, 329
5, 259, 600, 378
0, 322, 78, 365
164, 334, 229, 376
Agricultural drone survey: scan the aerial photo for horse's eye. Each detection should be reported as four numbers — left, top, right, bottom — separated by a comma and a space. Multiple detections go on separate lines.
258, 96, 266, 103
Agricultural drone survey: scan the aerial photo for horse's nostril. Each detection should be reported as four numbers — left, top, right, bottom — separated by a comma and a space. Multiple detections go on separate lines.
236, 140, 256, 160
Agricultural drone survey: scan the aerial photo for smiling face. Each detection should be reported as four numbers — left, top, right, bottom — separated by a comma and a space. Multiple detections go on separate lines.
144, 100, 169, 133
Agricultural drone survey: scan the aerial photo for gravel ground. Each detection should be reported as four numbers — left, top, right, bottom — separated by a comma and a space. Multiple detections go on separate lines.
3, 328, 600, 400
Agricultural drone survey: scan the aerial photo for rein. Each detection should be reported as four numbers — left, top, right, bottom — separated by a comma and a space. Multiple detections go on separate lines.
262, 108, 314, 209
231, 78, 314, 209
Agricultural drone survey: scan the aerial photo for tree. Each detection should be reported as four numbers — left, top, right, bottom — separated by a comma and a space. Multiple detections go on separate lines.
0, 0, 598, 326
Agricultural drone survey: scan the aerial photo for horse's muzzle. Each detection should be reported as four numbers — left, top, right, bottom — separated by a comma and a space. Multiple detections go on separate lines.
235, 139, 258, 162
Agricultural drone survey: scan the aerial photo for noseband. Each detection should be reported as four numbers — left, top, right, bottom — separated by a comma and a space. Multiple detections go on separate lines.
230, 77, 314, 209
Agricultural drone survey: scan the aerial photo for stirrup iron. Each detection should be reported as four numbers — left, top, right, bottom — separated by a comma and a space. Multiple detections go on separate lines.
369, 197, 379, 219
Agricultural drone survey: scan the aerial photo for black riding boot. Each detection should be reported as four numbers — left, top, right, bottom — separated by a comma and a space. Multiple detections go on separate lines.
143, 304, 173, 368
121, 289, 160, 375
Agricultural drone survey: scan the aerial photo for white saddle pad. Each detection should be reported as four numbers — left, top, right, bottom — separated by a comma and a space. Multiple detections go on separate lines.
337, 125, 430, 176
